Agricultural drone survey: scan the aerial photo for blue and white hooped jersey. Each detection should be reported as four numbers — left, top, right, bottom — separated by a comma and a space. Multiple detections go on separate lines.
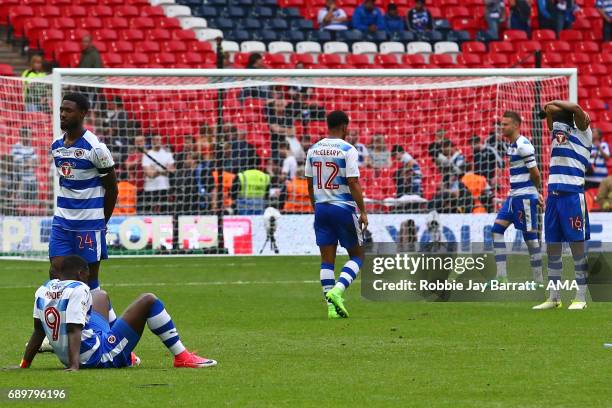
33, 279, 100, 368
586, 141, 609, 183
305, 137, 360, 211
508, 135, 538, 197
51, 130, 114, 231
548, 122, 592, 193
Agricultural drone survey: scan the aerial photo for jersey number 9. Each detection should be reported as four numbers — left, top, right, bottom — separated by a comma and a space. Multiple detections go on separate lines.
44, 306, 61, 341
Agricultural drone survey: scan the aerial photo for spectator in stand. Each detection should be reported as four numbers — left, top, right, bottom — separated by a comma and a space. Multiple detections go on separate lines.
103, 96, 130, 163
385, 3, 405, 35
352, 0, 386, 34
586, 129, 610, 190
596, 0, 612, 41
142, 134, 176, 214
197, 123, 215, 160
537, 0, 555, 30
265, 87, 296, 165
509, 0, 532, 35
596, 175, 612, 210
461, 164, 493, 213
438, 139, 466, 186
391, 145, 423, 197
428, 128, 447, 163
485, 0, 505, 40
21, 54, 48, 112
346, 130, 372, 167
230, 158, 271, 215
318, 0, 349, 32
281, 142, 298, 182
78, 34, 103, 68
175, 151, 215, 214
240, 53, 269, 101
280, 168, 311, 214
11, 127, 38, 202
125, 135, 146, 213
470, 135, 499, 184
369, 134, 392, 168
115, 176, 137, 215
226, 124, 257, 174
407, 0, 433, 32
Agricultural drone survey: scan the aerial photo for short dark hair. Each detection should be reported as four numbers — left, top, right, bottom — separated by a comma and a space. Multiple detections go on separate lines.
391, 145, 404, 154
503, 110, 521, 125
327, 110, 349, 130
63, 93, 90, 112
60, 255, 88, 278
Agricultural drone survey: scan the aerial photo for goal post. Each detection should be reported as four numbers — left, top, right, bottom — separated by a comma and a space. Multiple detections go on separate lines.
0, 68, 577, 258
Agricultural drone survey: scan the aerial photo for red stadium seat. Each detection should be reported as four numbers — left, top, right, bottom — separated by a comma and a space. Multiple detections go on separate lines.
582, 64, 608, 76
559, 29, 582, 42
106, 17, 128, 29
23, 17, 49, 49
91, 5, 113, 17
483, 53, 509, 67
429, 54, 454, 67
542, 40, 571, 53
141, 6, 165, 17
542, 52, 563, 67
39, 29, 64, 60
102, 52, 123, 68
346, 54, 372, 68
375, 54, 400, 68
401, 54, 426, 67
8, 6, 34, 39
569, 53, 590, 65
64, 28, 89, 42
120, 29, 144, 42
55, 41, 81, 67
575, 41, 599, 54
446, 6, 471, 19
79, 17, 102, 30
580, 75, 599, 88
152, 53, 176, 67
489, 41, 514, 54
190, 41, 213, 54
161, 40, 187, 53
93, 28, 117, 42
159, 18, 181, 30
532, 29, 556, 41
291, 53, 316, 67
319, 54, 344, 68
572, 18, 592, 31
503, 30, 528, 41
109, 40, 134, 54
0, 64, 15, 76
456, 53, 482, 67
132, 17, 155, 29
52, 17, 76, 30
179, 52, 204, 66
126, 53, 149, 67
115, 5, 140, 18
461, 41, 487, 54
592, 53, 612, 65
66, 5, 86, 18
583, 98, 606, 112
148, 29, 171, 41
172, 30, 197, 43
516, 40, 541, 53
0, 0, 19, 25
39, 5, 61, 18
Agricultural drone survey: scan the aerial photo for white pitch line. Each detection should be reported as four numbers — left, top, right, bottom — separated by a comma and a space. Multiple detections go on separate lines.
0, 280, 320, 290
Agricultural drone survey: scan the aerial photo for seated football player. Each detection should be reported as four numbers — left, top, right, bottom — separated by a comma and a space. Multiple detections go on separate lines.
20, 255, 217, 370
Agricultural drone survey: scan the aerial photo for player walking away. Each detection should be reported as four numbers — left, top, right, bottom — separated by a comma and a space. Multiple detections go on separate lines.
491, 111, 544, 285
534, 100, 592, 310
49, 93, 118, 325
305, 111, 368, 319
21, 255, 216, 370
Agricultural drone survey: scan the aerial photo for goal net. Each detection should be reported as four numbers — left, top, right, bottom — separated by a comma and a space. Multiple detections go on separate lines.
0, 69, 574, 257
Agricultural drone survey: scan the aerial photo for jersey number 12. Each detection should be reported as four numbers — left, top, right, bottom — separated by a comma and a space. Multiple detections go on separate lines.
312, 161, 340, 190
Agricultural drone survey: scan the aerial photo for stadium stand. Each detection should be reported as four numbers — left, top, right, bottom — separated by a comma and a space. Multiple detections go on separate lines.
0, 0, 609, 214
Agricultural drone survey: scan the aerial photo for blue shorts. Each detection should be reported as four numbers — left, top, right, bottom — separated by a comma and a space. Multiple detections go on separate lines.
496, 195, 539, 232
87, 311, 141, 368
545, 191, 590, 243
314, 203, 363, 250
49, 225, 108, 263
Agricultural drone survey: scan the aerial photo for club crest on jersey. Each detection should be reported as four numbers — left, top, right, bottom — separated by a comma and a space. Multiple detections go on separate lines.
60, 162, 74, 178
74, 149, 85, 158
553, 129, 569, 145
107, 335, 116, 344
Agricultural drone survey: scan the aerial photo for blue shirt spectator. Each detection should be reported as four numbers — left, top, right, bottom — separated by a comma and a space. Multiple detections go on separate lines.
596, 0, 612, 40
407, 0, 433, 31
352, 0, 386, 33
384, 3, 405, 34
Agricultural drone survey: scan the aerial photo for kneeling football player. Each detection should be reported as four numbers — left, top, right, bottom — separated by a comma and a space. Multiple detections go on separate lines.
20, 255, 216, 370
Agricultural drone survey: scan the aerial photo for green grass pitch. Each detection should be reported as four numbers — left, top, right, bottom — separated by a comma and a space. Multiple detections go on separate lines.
1, 256, 611, 407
